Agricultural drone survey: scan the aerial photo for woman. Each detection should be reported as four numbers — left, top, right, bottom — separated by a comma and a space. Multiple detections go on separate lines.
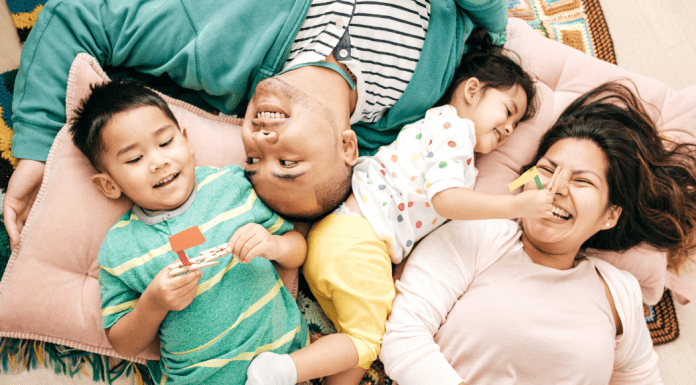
379, 82, 696, 384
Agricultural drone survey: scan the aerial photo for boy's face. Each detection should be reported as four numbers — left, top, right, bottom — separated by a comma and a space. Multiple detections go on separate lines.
241, 76, 357, 220
451, 81, 528, 154
93, 106, 196, 211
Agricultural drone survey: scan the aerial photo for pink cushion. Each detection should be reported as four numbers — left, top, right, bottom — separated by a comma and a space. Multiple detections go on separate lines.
1, 18, 695, 364
0, 53, 297, 363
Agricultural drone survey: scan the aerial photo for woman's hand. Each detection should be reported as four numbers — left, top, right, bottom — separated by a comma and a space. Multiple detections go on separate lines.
3, 159, 45, 249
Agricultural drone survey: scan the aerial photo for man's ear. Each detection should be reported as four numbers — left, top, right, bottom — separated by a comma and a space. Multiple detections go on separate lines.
461, 77, 482, 105
91, 173, 123, 200
603, 205, 623, 230
341, 129, 359, 166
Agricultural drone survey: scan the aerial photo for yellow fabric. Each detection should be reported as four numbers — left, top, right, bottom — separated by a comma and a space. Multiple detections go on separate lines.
305, 214, 395, 369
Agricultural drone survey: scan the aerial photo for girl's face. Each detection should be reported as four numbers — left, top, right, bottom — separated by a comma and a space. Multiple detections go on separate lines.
450, 80, 527, 154
521, 138, 622, 256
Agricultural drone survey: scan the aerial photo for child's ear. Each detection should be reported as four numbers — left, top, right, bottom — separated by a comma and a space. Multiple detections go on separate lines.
341, 129, 359, 166
462, 77, 482, 105
91, 173, 122, 200
181, 127, 194, 156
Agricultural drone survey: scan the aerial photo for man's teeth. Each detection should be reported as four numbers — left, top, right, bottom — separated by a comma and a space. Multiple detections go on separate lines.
155, 174, 177, 188
256, 112, 288, 119
551, 205, 571, 220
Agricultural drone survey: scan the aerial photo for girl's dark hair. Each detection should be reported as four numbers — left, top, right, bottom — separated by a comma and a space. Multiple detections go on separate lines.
437, 27, 538, 123
70, 78, 179, 170
524, 81, 696, 269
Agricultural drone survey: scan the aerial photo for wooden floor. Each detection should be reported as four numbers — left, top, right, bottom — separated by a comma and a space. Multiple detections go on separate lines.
1, 0, 695, 383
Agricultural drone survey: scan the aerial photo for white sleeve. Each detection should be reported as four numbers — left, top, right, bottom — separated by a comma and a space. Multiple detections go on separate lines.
380, 219, 520, 385
593, 258, 663, 385
421, 106, 478, 201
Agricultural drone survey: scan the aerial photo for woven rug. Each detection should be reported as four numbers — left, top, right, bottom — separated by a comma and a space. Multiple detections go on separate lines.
0, 0, 677, 383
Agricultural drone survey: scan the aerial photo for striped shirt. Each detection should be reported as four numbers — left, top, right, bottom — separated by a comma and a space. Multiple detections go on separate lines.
285, 0, 431, 124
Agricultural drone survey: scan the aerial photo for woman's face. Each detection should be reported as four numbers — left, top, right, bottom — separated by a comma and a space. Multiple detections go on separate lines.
521, 138, 621, 256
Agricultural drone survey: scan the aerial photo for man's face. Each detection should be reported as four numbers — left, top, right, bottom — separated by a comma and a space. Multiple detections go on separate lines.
98, 106, 196, 211
241, 76, 353, 220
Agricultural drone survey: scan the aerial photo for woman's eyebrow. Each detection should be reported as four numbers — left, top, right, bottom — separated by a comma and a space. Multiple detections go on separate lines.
543, 157, 601, 179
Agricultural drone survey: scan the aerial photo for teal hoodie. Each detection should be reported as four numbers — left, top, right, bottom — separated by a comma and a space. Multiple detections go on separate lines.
11, 0, 507, 160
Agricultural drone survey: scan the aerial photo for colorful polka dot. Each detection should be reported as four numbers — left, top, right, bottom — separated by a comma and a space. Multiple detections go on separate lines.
448, 141, 456, 147
416, 133, 422, 140
427, 152, 434, 158
415, 189, 422, 195
398, 203, 405, 211
412, 154, 421, 161
415, 221, 422, 229
362, 195, 369, 203
379, 184, 386, 190
410, 175, 417, 181
397, 215, 403, 222
392, 172, 398, 178
425, 202, 431, 208
425, 181, 431, 187
406, 240, 413, 247
438, 161, 447, 169
380, 170, 386, 176
408, 202, 414, 208
432, 218, 437, 224
443, 122, 451, 129
467, 158, 472, 165
391, 154, 398, 162
383, 202, 388, 206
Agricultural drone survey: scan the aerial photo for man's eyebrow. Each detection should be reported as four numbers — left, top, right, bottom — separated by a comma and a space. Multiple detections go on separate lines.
274, 170, 305, 180
244, 168, 306, 181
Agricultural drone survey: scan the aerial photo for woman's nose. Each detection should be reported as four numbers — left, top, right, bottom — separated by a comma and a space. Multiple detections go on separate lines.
253, 130, 278, 145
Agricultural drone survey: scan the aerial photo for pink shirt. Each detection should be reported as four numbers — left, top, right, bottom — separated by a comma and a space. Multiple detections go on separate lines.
381, 219, 662, 385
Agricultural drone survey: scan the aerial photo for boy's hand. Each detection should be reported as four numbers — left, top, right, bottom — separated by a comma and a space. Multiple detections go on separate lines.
228, 223, 279, 264
145, 266, 201, 312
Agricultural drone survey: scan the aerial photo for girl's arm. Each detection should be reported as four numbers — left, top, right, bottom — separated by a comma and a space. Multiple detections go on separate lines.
431, 186, 553, 220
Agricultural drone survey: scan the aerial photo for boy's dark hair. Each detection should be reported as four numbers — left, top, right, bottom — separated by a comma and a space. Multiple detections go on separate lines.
70, 78, 179, 171
437, 27, 538, 123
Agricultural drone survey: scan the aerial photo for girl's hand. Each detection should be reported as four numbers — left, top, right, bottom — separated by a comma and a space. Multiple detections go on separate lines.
228, 223, 280, 264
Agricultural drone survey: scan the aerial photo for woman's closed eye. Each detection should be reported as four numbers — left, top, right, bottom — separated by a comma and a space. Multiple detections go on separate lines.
160, 138, 173, 147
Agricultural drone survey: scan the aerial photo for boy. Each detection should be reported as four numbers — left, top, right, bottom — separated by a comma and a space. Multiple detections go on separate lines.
244, 42, 549, 384
70, 79, 308, 384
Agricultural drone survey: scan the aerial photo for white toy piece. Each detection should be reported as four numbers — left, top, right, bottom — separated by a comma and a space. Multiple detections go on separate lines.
167, 244, 232, 276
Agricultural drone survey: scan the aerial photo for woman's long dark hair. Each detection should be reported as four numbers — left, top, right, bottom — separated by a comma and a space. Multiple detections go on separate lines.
525, 81, 696, 269
437, 27, 538, 123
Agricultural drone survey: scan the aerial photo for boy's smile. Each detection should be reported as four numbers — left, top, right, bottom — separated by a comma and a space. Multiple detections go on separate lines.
94, 106, 196, 211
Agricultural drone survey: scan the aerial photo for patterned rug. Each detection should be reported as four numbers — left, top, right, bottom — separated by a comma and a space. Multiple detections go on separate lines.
0, 0, 677, 383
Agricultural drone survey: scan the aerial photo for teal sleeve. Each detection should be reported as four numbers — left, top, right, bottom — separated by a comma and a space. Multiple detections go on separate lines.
98, 237, 139, 329
455, 0, 508, 34
11, 0, 197, 161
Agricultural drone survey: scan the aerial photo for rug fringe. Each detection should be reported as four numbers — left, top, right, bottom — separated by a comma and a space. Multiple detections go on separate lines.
0, 337, 154, 384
